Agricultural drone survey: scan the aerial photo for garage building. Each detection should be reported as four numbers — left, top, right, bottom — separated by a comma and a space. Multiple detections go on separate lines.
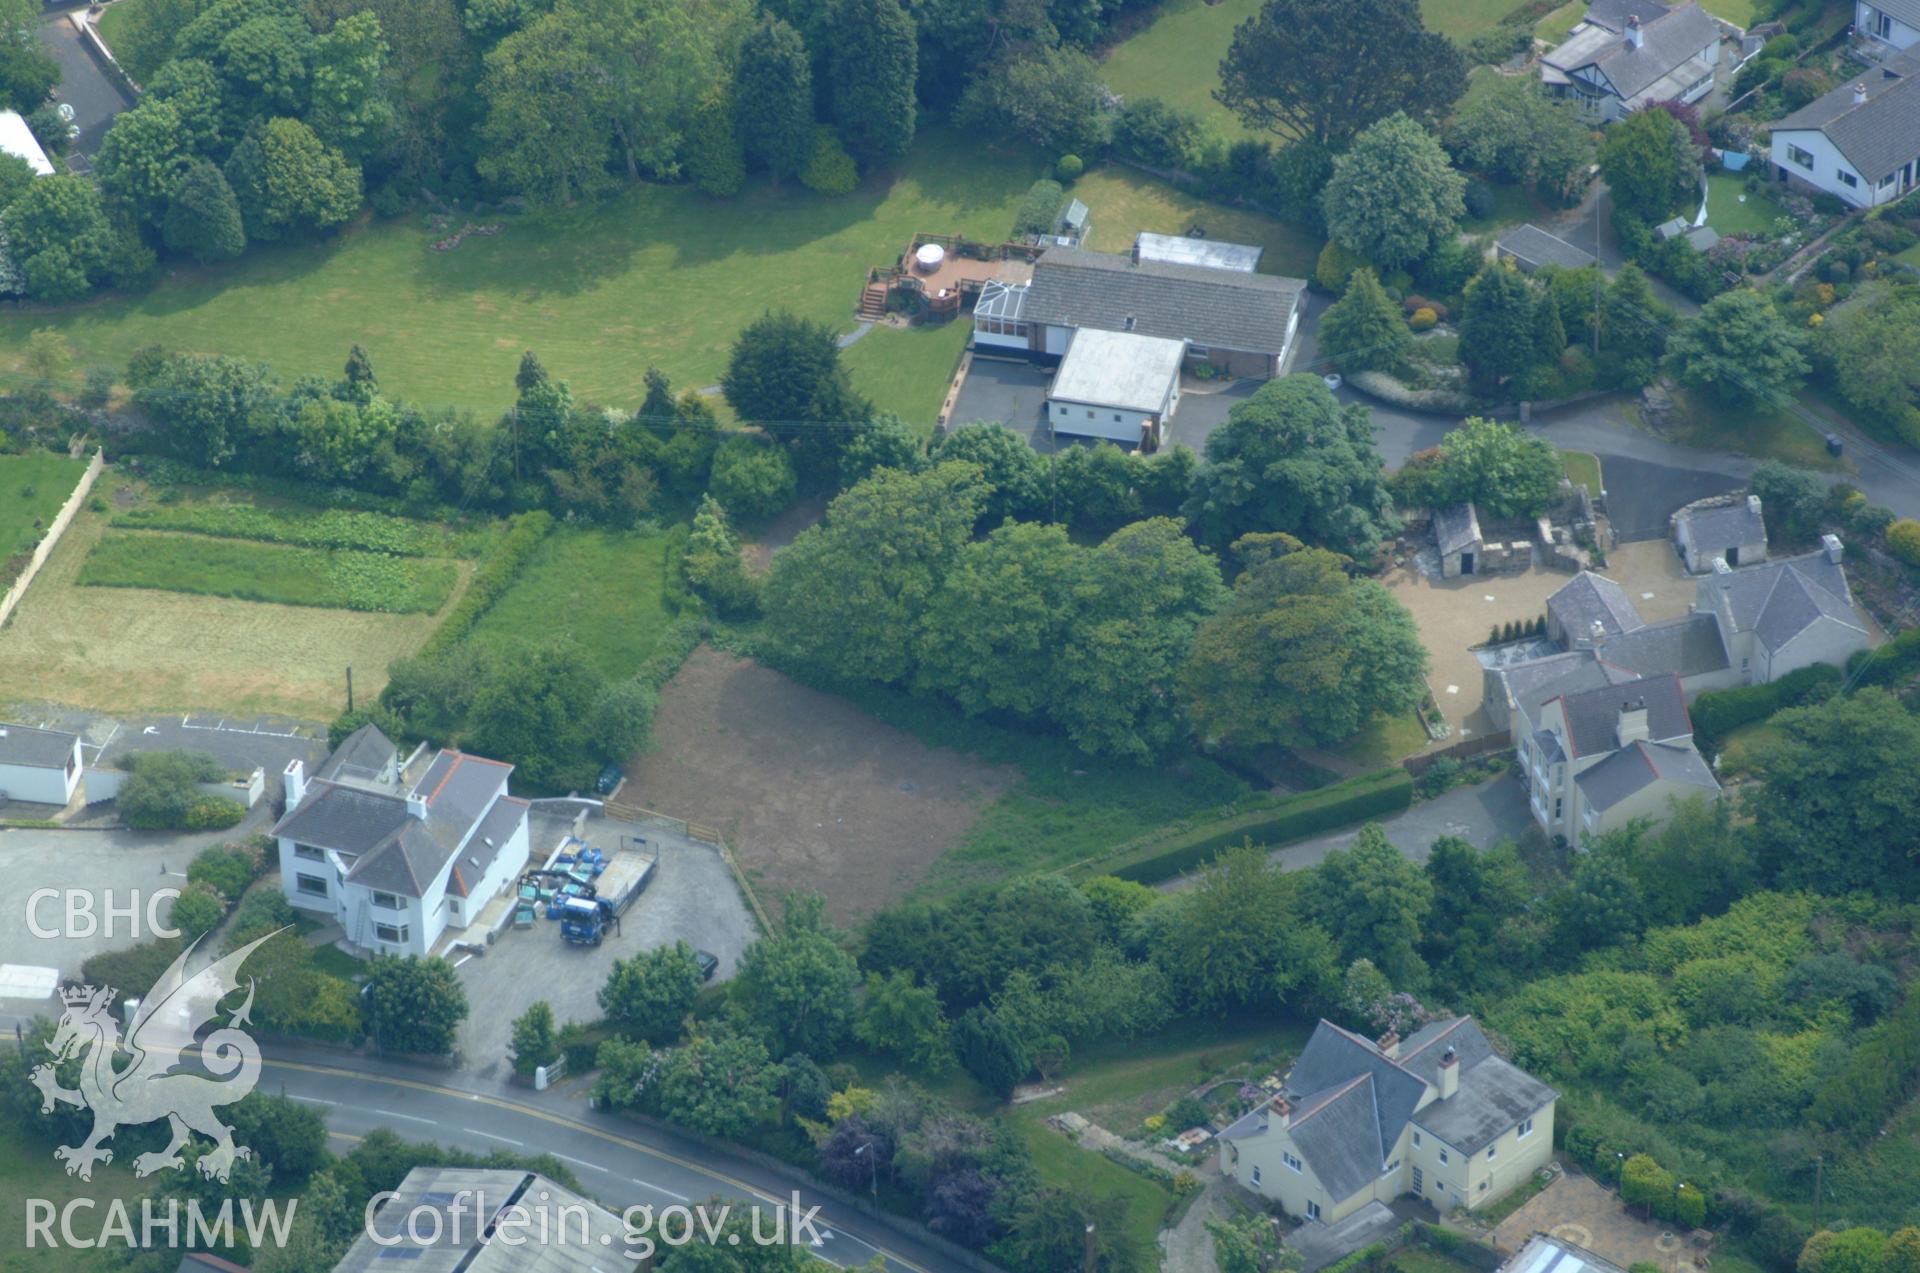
0, 722, 82, 805
1046, 328, 1186, 446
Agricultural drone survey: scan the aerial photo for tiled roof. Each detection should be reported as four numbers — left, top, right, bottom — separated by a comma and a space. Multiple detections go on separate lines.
1021, 246, 1305, 356
1679, 499, 1767, 554
1866, 0, 1920, 28
1288, 1075, 1389, 1201
1593, 612, 1733, 680
1576, 739, 1717, 810
0, 722, 76, 770
1415, 1053, 1560, 1156
1553, 673, 1691, 758
1285, 1021, 1428, 1172
1433, 503, 1482, 556
315, 722, 397, 785
1501, 650, 1638, 732
273, 781, 412, 857
1776, 49, 1920, 182
1548, 572, 1646, 641
1584, 0, 1676, 32
1709, 550, 1865, 652
1544, 2, 1720, 101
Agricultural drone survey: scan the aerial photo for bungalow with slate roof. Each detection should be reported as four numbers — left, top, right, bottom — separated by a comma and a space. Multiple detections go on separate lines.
1770, 48, 1920, 207
1487, 536, 1870, 845
271, 724, 530, 957
1219, 1018, 1557, 1224
973, 244, 1307, 379
0, 721, 82, 806
1673, 493, 1768, 572
1542, 1, 1725, 122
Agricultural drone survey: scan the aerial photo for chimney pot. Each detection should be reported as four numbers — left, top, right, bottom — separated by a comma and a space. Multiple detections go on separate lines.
407, 792, 429, 821
1822, 533, 1844, 564
1437, 1046, 1460, 1098
1378, 1030, 1401, 1059
1855, 82, 1869, 104
1627, 14, 1644, 46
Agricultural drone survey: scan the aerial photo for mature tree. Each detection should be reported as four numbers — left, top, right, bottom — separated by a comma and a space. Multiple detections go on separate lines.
828, 0, 916, 167
1309, 825, 1434, 986
1598, 106, 1702, 223
1459, 263, 1540, 392
861, 875, 1102, 1010
857, 971, 953, 1072
163, 159, 247, 264
735, 16, 815, 180
144, 57, 228, 156
95, 0, 201, 83
1550, 850, 1647, 953
1423, 837, 1535, 996
464, 643, 599, 789
600, 941, 706, 1043
5, 174, 116, 301
1055, 442, 1145, 529
1817, 285, 1920, 438
684, 494, 759, 615
1446, 73, 1593, 195
1147, 847, 1339, 1015
1666, 289, 1810, 408
362, 955, 468, 1055
1750, 688, 1920, 895
839, 410, 923, 488
1216, 0, 1464, 147
307, 10, 393, 160
950, 1006, 1028, 1100
1183, 534, 1426, 748
763, 462, 985, 684
0, 151, 32, 217
1052, 518, 1225, 762
732, 892, 861, 1058
508, 1000, 558, 1075
996, 1185, 1142, 1273
930, 422, 1048, 525
1599, 261, 1673, 381
474, 13, 610, 200
1322, 112, 1465, 271
915, 520, 1078, 721
955, 47, 1111, 156
1534, 289, 1568, 363
1318, 268, 1410, 374
1394, 416, 1563, 518
96, 100, 194, 229
225, 117, 361, 241
722, 309, 870, 469
684, 84, 745, 197
653, 1025, 782, 1138
130, 349, 281, 468
1750, 459, 1827, 544
1184, 374, 1395, 557
708, 433, 798, 521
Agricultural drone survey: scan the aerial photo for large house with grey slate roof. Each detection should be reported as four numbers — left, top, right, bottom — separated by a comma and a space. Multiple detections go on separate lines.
271, 724, 530, 957
971, 243, 1306, 379
1542, 1, 1725, 122
1219, 1018, 1556, 1225
1770, 46, 1920, 207
1487, 535, 1870, 845
1857, 0, 1920, 58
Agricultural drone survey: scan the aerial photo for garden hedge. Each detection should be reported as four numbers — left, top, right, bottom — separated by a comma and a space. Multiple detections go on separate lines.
1085, 767, 1414, 884
416, 509, 552, 660
1690, 662, 1842, 752
1851, 624, 1920, 689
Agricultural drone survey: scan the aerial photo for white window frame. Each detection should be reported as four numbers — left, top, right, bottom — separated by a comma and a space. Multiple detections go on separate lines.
1439, 1147, 1450, 1165
1306, 1200, 1322, 1221
294, 844, 326, 861
295, 872, 328, 897
373, 890, 403, 911
374, 921, 409, 946
1488, 1144, 1498, 1161
1839, 169, 1859, 188
1788, 144, 1815, 170
1412, 1131, 1422, 1147
1251, 1165, 1262, 1187
1517, 1117, 1535, 1139
1283, 1152, 1304, 1173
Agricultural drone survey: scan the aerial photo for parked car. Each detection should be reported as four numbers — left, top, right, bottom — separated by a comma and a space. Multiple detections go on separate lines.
594, 764, 622, 795
694, 950, 720, 981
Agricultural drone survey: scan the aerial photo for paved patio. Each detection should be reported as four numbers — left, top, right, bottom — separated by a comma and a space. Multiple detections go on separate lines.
1489, 1171, 1698, 1269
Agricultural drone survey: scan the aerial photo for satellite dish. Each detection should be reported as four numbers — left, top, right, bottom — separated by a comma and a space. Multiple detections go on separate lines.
56, 103, 75, 123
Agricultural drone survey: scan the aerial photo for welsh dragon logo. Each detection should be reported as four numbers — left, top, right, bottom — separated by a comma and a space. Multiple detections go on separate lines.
30, 929, 285, 1182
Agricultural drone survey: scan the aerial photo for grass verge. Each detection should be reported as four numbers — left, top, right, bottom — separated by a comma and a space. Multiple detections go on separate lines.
458, 525, 677, 680
1326, 711, 1431, 768
0, 1118, 149, 1272
1560, 449, 1602, 492
79, 531, 459, 613
1655, 386, 1843, 471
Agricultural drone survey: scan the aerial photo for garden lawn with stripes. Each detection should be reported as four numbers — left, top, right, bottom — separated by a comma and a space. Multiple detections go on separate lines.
79, 531, 459, 613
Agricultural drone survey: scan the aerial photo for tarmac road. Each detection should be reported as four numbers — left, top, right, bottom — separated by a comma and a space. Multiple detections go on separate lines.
256, 1046, 960, 1272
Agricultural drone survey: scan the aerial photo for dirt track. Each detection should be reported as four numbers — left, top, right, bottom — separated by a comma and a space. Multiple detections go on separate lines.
625, 646, 1016, 920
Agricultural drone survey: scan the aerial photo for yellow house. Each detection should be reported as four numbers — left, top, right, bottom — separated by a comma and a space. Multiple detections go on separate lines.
1219, 1018, 1557, 1225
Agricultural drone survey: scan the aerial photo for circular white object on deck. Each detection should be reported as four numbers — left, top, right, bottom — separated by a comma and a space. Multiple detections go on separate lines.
915, 243, 945, 271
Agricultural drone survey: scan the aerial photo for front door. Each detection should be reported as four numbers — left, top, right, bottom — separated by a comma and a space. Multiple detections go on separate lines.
1727, 546, 1740, 566
1460, 552, 1475, 575
1412, 1166, 1424, 1195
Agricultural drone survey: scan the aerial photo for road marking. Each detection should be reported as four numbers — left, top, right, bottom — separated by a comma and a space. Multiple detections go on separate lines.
289, 1095, 337, 1106
258, 1058, 930, 1273
370, 1107, 437, 1126
326, 1130, 361, 1144
466, 1129, 515, 1145
634, 1179, 689, 1202
550, 1152, 611, 1174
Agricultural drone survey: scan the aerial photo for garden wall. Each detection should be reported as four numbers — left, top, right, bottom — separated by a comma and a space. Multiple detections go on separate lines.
0, 449, 103, 630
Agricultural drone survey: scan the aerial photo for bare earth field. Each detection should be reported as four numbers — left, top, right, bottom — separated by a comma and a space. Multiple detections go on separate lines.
0, 502, 468, 718
625, 645, 1017, 920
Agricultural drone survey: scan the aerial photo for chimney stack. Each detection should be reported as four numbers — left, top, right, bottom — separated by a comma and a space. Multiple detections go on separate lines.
1823, 533, 1844, 564
283, 759, 306, 811
1626, 14, 1644, 47
1270, 1097, 1291, 1130
1438, 1047, 1460, 1100
1378, 1030, 1401, 1059
1713, 556, 1733, 589
407, 792, 429, 821
1747, 493, 1763, 517
1616, 698, 1650, 748
1855, 82, 1869, 105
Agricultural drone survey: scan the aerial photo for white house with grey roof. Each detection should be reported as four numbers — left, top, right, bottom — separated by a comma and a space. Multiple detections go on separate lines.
972, 243, 1306, 379
1771, 47, 1920, 207
1488, 537, 1869, 845
271, 724, 530, 957
1046, 328, 1185, 445
1542, 1, 1725, 121
1856, 0, 1920, 57
0, 721, 82, 806
1219, 1018, 1556, 1225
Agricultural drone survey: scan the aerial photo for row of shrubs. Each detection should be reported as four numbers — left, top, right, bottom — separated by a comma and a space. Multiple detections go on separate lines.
1083, 768, 1415, 884
414, 509, 553, 660
1689, 661, 1842, 754
116, 501, 455, 557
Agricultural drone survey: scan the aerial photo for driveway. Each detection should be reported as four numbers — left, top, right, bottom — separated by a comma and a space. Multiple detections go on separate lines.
450, 808, 758, 1077
947, 352, 1256, 455
38, 10, 134, 157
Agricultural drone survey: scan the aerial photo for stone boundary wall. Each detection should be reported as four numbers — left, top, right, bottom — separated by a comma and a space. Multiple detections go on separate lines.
0, 449, 103, 630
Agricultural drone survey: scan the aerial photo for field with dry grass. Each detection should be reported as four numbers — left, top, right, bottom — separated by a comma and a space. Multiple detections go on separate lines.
0, 496, 470, 718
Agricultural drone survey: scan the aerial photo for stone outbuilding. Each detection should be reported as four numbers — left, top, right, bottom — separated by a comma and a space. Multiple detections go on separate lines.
1434, 503, 1484, 577
1673, 493, 1768, 573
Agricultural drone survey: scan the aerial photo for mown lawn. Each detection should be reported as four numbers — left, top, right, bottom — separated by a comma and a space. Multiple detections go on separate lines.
1327, 711, 1432, 767
78, 531, 459, 613
0, 452, 87, 563
1704, 171, 1791, 238
1075, 166, 1322, 278
839, 320, 972, 432
459, 525, 676, 680
1655, 386, 1844, 471
1561, 449, 1602, 492
1534, 1, 1585, 42
0, 129, 1044, 418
